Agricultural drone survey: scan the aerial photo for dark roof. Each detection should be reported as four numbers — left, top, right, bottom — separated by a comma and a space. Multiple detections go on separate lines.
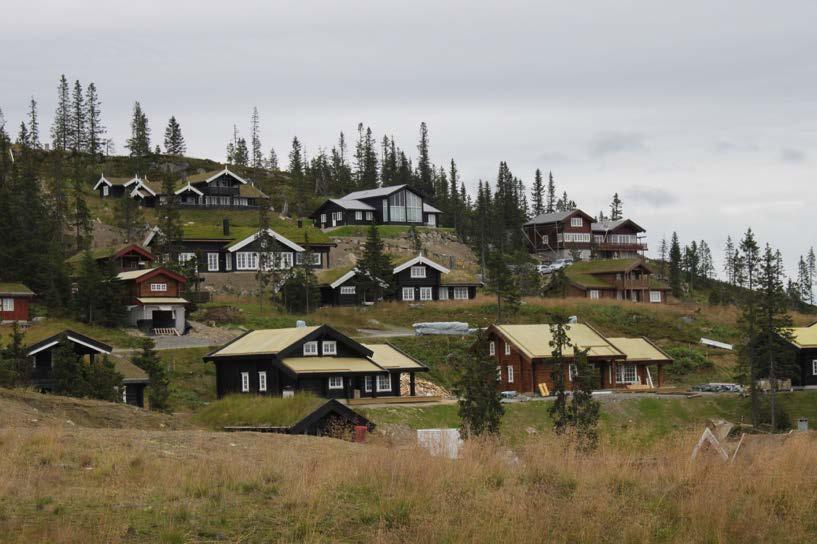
524, 209, 594, 226
66, 244, 154, 265
0, 283, 35, 296
591, 218, 645, 233
25, 329, 112, 357
342, 184, 408, 200
289, 399, 374, 434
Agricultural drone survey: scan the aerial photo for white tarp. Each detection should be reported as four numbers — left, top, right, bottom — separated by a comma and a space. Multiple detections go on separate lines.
413, 322, 470, 336
417, 428, 463, 459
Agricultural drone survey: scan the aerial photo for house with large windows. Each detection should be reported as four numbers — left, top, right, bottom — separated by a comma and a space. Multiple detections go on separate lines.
309, 185, 442, 228
204, 324, 428, 400
563, 258, 671, 303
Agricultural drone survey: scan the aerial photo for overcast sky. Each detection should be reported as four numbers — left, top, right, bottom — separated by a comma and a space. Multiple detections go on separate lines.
2, 1, 816, 275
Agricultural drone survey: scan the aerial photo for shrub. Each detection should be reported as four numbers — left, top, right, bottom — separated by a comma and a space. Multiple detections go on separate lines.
664, 346, 715, 376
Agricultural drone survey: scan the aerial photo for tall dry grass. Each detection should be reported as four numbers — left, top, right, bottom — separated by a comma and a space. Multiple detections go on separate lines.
1, 426, 816, 543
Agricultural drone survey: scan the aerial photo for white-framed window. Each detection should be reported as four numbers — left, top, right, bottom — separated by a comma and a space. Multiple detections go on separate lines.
365, 211, 373, 221
241, 372, 250, 392
453, 287, 469, 300
258, 371, 267, 392
179, 252, 195, 263
589, 290, 600, 300
122, 387, 127, 403
150, 283, 168, 292
364, 376, 373, 392
812, 360, 817, 376
225, 256, 232, 271
2, 298, 14, 311
419, 287, 433, 301
438, 287, 449, 300
410, 266, 426, 278
649, 290, 662, 303
489, 341, 496, 356
496, 366, 501, 381
402, 287, 415, 301
102, 185, 109, 196
320, 213, 326, 224
376, 374, 391, 392
207, 253, 219, 272
236, 252, 258, 270
382, 199, 388, 221
303, 341, 318, 356
300, 252, 321, 266
340, 285, 356, 295
355, 211, 363, 220
322, 341, 337, 355
328, 376, 344, 390
568, 364, 578, 382
616, 364, 638, 384
570, 217, 583, 227
504, 342, 511, 356
507, 366, 514, 383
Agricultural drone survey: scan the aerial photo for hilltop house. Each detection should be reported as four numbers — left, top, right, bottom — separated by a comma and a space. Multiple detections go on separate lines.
116, 267, 188, 334
783, 322, 817, 386
95, 167, 269, 209
523, 209, 647, 261
25, 330, 150, 407
0, 283, 35, 322
204, 324, 428, 399
66, 244, 154, 273
143, 220, 334, 272
562, 258, 671, 303
309, 185, 442, 228
486, 323, 672, 395
316, 254, 481, 306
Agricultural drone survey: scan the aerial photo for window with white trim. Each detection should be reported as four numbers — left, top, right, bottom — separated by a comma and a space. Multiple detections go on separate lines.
438, 287, 449, 300
419, 287, 433, 301
410, 266, 426, 278
207, 253, 219, 272
504, 342, 511, 356
306, 252, 322, 266
812, 360, 817, 376
649, 290, 662, 303
322, 341, 337, 355
179, 252, 195, 263
241, 372, 250, 392
489, 341, 495, 356
453, 287, 469, 300
340, 285, 356, 295
102, 185, 109, 196
402, 287, 415, 301
2, 298, 14, 311
236, 252, 259, 270
570, 217, 583, 227
496, 366, 501, 381
365, 211, 373, 221
150, 283, 168, 292
328, 376, 344, 390
616, 364, 637, 384
376, 374, 391, 392
568, 364, 578, 382
320, 213, 326, 223
589, 290, 600, 300
507, 366, 514, 383
364, 376, 373, 392
303, 341, 318, 356
225, 256, 232, 271
258, 371, 267, 392
355, 211, 363, 220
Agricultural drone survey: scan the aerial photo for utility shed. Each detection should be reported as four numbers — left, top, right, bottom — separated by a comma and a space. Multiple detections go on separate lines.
223, 398, 375, 437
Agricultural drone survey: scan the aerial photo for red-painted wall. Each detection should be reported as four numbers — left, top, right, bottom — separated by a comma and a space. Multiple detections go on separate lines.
0, 296, 30, 321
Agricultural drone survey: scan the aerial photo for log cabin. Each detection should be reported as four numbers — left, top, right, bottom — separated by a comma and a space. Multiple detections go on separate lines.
0, 283, 35, 322
66, 244, 154, 273
116, 267, 188, 334
204, 325, 428, 400
24, 330, 150, 407
562, 258, 671, 303
309, 185, 442, 228
783, 322, 817, 386
485, 323, 671, 394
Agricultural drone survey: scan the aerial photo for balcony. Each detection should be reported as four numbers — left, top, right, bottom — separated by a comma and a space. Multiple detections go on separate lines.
596, 242, 648, 252
204, 186, 239, 196
615, 277, 650, 289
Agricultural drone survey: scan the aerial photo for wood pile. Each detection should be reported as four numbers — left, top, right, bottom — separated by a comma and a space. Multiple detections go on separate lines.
400, 374, 451, 398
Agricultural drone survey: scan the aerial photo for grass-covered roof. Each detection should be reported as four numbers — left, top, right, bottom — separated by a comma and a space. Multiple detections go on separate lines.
193, 394, 326, 428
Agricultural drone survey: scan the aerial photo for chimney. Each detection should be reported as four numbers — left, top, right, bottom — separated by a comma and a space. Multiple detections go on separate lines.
222, 218, 230, 236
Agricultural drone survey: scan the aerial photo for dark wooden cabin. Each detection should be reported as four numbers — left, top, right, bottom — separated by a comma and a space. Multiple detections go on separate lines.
225, 399, 375, 436
94, 175, 141, 198
205, 325, 428, 400
784, 322, 817, 386
66, 244, 154, 273
392, 254, 480, 302
24, 330, 150, 407
309, 185, 442, 228
0, 283, 35, 322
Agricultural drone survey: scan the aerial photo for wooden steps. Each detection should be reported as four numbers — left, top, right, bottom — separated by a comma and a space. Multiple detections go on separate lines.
152, 328, 180, 336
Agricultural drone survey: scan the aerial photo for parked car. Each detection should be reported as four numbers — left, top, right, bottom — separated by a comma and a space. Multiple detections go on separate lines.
550, 258, 573, 271
537, 264, 554, 274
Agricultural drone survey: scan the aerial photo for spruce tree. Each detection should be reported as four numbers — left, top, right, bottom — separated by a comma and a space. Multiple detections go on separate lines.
737, 228, 760, 426
0, 322, 28, 387
456, 331, 504, 437
484, 247, 520, 322
416, 122, 433, 196
353, 124, 378, 189
155, 172, 183, 263
658, 236, 668, 279
126, 101, 151, 159
85, 82, 105, 157
545, 171, 556, 213
51, 342, 89, 397
724, 236, 736, 284
808, 247, 816, 305
163, 115, 185, 155
27, 98, 40, 149
357, 222, 393, 301
51, 74, 70, 151
69, 80, 85, 154
548, 315, 572, 433
531, 168, 545, 216
86, 355, 123, 403
267, 147, 278, 170
797, 255, 812, 307
669, 232, 682, 297
449, 159, 460, 230
132, 338, 170, 410
570, 346, 600, 449
289, 136, 305, 213
250, 106, 263, 170
255, 202, 276, 312
72, 179, 92, 251
115, 192, 144, 243
610, 192, 623, 220
17, 122, 29, 148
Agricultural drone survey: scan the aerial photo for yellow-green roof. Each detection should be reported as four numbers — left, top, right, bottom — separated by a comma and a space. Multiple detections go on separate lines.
180, 223, 331, 245
0, 283, 35, 296
238, 184, 269, 199
440, 268, 481, 286
605, 337, 673, 362
281, 356, 383, 374
114, 358, 150, 382
788, 323, 817, 349
315, 266, 356, 286
565, 258, 668, 290
210, 327, 319, 357
362, 344, 425, 370
493, 323, 623, 359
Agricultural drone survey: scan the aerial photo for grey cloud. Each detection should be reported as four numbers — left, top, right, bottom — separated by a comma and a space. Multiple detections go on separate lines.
537, 151, 572, 164
713, 139, 760, 154
624, 185, 678, 208
781, 148, 806, 163
588, 132, 647, 158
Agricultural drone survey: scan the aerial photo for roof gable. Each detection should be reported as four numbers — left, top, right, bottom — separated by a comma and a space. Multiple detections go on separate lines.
393, 254, 450, 275
491, 323, 623, 360
343, 184, 409, 201
0, 283, 35, 296
116, 267, 187, 284
226, 228, 305, 253
591, 218, 645, 233
524, 209, 594, 226
186, 167, 248, 185
25, 329, 112, 357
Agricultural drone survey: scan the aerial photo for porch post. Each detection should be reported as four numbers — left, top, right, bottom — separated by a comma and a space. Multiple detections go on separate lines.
409, 371, 416, 397
371, 375, 378, 399
530, 360, 536, 396
611, 361, 617, 388
658, 364, 664, 388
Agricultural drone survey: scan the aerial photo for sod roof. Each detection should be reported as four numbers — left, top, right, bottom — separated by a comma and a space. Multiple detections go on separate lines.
315, 265, 356, 286
179, 223, 331, 245
440, 268, 482, 286
0, 283, 35, 296
564, 258, 668, 290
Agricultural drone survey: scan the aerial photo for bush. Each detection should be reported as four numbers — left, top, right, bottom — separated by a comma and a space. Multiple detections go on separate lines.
664, 346, 715, 376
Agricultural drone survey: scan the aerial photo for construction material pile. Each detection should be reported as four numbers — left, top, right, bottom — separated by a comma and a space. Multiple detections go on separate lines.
400, 374, 451, 398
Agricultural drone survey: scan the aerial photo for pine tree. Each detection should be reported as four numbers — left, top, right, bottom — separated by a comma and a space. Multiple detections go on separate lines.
737, 228, 761, 426
250, 107, 263, 169
115, 194, 144, 243
131, 338, 169, 410
610, 192, 623, 220
545, 171, 556, 213
357, 222, 393, 301
281, 266, 321, 314
27, 98, 40, 149
456, 331, 504, 437
126, 102, 151, 161
548, 314, 572, 433
51, 75, 70, 151
72, 179, 92, 251
484, 247, 520, 322
669, 232, 682, 297
155, 172, 183, 264
85, 83, 105, 157
531, 168, 545, 216
683, 241, 700, 291
724, 236, 736, 284
416, 122, 433, 196
69, 80, 85, 153
163, 115, 186, 155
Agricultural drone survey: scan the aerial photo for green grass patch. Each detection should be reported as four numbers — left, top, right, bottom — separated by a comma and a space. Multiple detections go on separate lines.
193, 394, 325, 429
161, 347, 218, 411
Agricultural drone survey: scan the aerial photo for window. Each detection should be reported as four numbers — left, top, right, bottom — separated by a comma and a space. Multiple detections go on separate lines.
277, 252, 294, 270
410, 266, 426, 278
102, 185, 109, 196
304, 252, 322, 266
364, 376, 373, 392
340, 286, 356, 295
122, 387, 127, 403
382, 199, 388, 222
649, 291, 662, 303
438, 287, 449, 300
389, 190, 407, 222
507, 366, 514, 383
594, 235, 605, 244
504, 342, 511, 356
150, 283, 168, 292
328, 376, 344, 390
2, 298, 14, 312
812, 360, 817, 376
207, 253, 219, 272
355, 211, 363, 220
568, 364, 578, 382
322, 341, 337, 355
562, 232, 591, 243
303, 341, 318, 356
241, 372, 250, 392
453, 287, 469, 300
405, 191, 423, 223
320, 213, 326, 224
225, 256, 232, 271
616, 364, 637, 384
570, 217, 583, 227
489, 341, 496, 356
419, 287, 433, 301
365, 211, 373, 221
258, 371, 267, 392
236, 252, 258, 270
589, 290, 600, 300
179, 252, 195, 263
496, 366, 501, 381
402, 287, 415, 301
295, 252, 303, 265
376, 374, 391, 392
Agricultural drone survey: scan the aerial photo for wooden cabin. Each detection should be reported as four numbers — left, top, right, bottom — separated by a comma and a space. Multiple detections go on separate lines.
563, 258, 671, 303
24, 330, 150, 407
204, 325, 428, 400
116, 267, 188, 334
66, 244, 154, 273
0, 283, 35, 322
485, 323, 671, 395
224, 399, 375, 437
590, 219, 647, 259
93, 175, 142, 198
783, 322, 817, 386
309, 185, 442, 228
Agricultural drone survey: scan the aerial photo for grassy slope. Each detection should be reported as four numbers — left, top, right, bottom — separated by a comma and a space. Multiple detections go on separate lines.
328, 224, 455, 238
